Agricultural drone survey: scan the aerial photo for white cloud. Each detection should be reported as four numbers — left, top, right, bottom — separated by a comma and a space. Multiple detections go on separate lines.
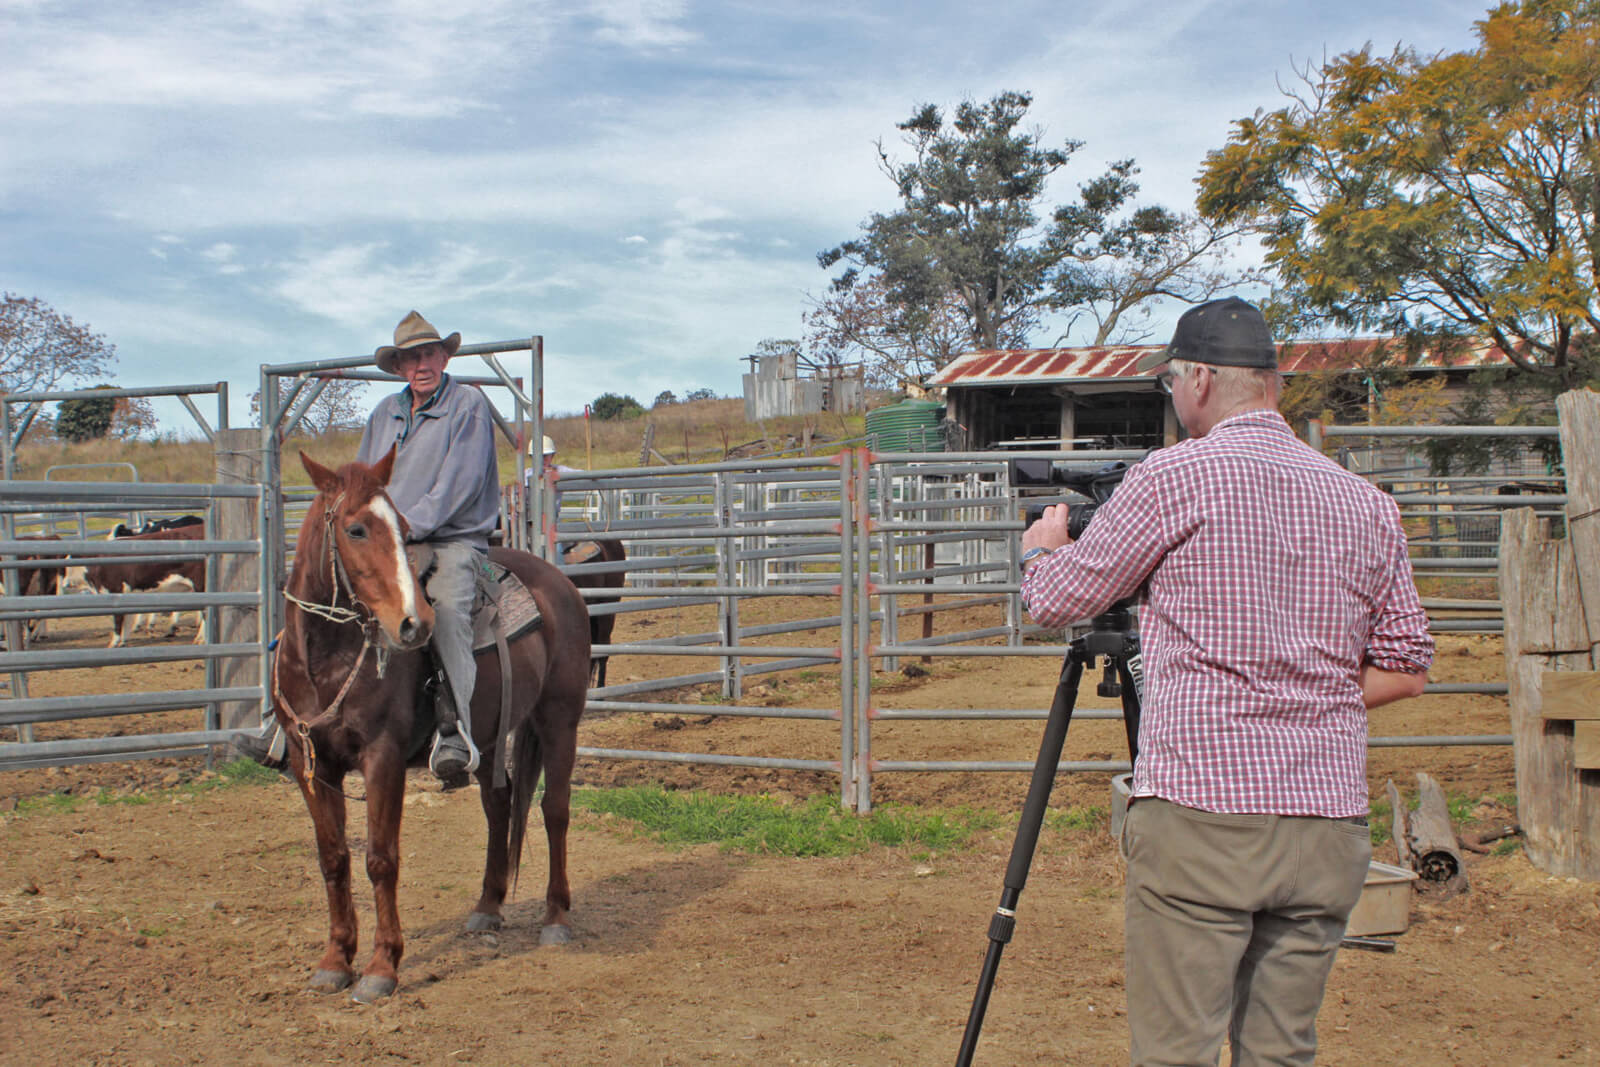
585, 0, 696, 49
0, 0, 1508, 431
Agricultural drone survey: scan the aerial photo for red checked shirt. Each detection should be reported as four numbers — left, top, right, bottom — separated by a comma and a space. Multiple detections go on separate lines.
1021, 409, 1434, 817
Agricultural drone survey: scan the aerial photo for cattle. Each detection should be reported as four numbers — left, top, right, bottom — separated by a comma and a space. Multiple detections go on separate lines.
0, 535, 62, 643
64, 523, 207, 648
110, 515, 205, 539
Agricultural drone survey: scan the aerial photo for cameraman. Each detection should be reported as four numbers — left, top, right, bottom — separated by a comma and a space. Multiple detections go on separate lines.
1019, 297, 1433, 1065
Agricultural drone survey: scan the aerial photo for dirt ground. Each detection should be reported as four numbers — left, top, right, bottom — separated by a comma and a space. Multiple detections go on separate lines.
3, 609, 1599, 1065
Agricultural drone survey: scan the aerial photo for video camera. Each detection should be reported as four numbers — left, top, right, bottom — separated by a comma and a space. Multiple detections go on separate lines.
1010, 458, 1134, 539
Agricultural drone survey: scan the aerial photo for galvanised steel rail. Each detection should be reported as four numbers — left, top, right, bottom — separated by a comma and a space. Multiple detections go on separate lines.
536, 436, 1534, 811
0, 478, 268, 764
2, 400, 1541, 804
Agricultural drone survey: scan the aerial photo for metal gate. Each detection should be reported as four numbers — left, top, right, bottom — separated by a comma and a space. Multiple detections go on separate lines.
0, 479, 268, 770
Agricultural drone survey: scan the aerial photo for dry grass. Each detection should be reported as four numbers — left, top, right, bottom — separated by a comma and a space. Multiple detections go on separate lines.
8, 398, 875, 486
542, 397, 868, 468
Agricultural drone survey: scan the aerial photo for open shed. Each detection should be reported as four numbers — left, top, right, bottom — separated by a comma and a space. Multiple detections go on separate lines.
926, 337, 1521, 452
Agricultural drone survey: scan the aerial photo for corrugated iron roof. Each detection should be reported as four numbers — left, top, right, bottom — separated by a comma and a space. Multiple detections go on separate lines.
926, 337, 1518, 387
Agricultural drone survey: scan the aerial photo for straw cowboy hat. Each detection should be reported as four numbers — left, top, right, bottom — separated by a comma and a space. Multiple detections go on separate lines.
374, 310, 461, 375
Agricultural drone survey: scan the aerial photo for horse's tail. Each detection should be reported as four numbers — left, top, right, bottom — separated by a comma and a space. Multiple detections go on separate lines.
505, 723, 543, 897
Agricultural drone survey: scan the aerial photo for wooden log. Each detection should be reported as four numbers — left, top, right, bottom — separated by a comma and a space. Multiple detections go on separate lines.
1408, 773, 1468, 893
1385, 778, 1413, 870
1493, 388, 1600, 881
1557, 389, 1600, 656
1500, 506, 1600, 879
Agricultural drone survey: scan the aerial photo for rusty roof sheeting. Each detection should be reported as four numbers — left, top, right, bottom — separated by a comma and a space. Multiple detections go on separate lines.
926, 338, 1519, 387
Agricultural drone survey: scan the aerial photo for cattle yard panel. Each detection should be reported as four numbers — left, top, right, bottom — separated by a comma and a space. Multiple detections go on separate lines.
1, 400, 1546, 804
0, 480, 266, 769
543, 434, 1536, 811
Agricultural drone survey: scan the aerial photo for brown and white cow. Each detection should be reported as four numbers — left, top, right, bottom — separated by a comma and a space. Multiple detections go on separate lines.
63, 522, 207, 648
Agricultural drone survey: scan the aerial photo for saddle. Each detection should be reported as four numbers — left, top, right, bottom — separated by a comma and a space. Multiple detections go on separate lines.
562, 540, 605, 566
406, 544, 543, 789
404, 543, 543, 652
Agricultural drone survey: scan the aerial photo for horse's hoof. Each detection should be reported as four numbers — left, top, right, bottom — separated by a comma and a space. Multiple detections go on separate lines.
350, 975, 397, 1004
308, 969, 354, 994
539, 923, 573, 947
465, 911, 502, 933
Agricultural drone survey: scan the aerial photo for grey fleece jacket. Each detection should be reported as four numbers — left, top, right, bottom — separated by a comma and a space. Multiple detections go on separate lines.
356, 374, 500, 547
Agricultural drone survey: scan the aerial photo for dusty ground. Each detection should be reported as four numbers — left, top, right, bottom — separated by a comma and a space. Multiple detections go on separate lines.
3, 608, 1598, 1065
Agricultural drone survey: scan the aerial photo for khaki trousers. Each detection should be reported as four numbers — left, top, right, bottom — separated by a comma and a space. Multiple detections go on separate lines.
1121, 798, 1371, 1066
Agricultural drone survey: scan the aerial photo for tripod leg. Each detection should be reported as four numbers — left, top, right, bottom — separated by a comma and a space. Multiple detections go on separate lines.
1114, 651, 1141, 768
956, 648, 1086, 1066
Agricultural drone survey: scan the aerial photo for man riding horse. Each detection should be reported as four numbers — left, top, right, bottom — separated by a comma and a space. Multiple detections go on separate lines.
238, 310, 498, 787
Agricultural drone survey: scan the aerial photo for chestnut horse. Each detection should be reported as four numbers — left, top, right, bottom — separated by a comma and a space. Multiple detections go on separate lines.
274, 450, 589, 1003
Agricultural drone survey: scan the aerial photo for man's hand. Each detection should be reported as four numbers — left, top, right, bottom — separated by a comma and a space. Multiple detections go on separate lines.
1022, 504, 1075, 556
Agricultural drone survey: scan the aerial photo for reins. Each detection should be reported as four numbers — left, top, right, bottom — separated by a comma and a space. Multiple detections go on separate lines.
275, 492, 390, 797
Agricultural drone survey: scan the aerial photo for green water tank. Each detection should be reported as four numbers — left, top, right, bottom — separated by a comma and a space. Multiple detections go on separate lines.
866, 399, 946, 452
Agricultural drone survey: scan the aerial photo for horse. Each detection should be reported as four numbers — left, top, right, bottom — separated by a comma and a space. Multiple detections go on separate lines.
273, 448, 590, 1003
562, 537, 626, 687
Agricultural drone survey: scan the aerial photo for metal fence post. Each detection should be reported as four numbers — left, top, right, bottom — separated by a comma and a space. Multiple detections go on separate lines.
877, 458, 899, 674
716, 470, 740, 701
855, 446, 875, 813
838, 450, 858, 810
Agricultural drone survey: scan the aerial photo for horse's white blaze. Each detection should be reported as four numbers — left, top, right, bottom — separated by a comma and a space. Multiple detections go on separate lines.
368, 496, 421, 619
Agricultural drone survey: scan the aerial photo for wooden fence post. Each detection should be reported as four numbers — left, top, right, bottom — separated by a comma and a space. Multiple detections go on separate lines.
1498, 389, 1600, 880
213, 428, 263, 731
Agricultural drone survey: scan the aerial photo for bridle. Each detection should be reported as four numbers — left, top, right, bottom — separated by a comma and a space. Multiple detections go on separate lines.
275, 490, 394, 792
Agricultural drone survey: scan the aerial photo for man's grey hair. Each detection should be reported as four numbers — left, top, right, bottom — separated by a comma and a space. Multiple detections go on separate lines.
1169, 358, 1282, 404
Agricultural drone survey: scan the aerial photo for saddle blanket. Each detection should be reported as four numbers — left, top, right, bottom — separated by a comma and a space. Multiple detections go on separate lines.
472, 557, 541, 653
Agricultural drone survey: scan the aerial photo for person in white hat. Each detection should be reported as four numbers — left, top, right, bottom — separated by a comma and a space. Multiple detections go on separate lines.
360, 310, 499, 785
527, 434, 577, 557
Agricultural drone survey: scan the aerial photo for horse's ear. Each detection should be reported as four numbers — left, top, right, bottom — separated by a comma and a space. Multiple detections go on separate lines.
371, 444, 398, 487
300, 452, 340, 494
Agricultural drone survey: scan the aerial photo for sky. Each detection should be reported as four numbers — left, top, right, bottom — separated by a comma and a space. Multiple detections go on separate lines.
1, 0, 1495, 436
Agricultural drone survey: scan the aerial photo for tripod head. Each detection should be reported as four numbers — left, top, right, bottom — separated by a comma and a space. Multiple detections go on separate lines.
1079, 596, 1140, 697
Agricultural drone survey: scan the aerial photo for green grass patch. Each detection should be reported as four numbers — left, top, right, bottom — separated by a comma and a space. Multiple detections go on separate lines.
5, 757, 283, 820
1045, 805, 1108, 833
1369, 788, 1521, 848
1368, 797, 1394, 846
572, 785, 1000, 858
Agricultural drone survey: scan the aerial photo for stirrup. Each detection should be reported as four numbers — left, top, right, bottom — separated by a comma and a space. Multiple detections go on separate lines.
232, 722, 288, 772
428, 725, 480, 787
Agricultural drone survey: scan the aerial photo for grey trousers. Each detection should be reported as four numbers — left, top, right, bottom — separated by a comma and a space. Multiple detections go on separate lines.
423, 540, 484, 732
1121, 798, 1371, 1067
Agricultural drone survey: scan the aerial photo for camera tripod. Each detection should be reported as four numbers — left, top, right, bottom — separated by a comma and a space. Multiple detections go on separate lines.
955, 601, 1142, 1066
